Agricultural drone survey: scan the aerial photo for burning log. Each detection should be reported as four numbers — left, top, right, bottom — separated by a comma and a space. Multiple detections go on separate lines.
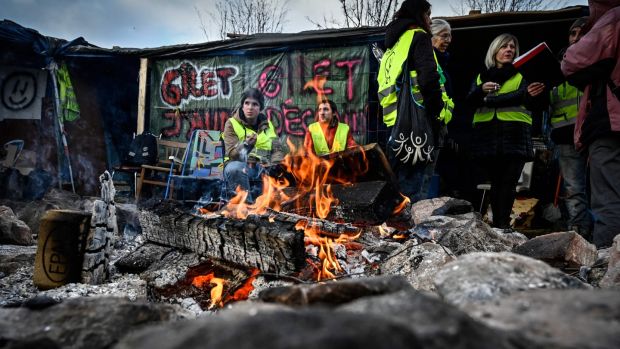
282, 181, 403, 226
139, 202, 307, 274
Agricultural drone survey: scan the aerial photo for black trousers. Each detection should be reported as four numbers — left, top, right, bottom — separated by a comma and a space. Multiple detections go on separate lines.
480, 156, 526, 229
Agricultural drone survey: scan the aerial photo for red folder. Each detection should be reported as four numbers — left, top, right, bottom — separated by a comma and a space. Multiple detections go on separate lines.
513, 42, 565, 88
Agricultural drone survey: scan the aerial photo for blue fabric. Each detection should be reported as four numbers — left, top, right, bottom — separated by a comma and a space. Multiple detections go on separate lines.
556, 144, 592, 236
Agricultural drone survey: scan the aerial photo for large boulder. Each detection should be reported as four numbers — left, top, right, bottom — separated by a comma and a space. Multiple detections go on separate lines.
513, 231, 598, 268
411, 197, 474, 225
259, 275, 412, 306
381, 241, 455, 291
0, 297, 181, 349
0, 205, 33, 245
413, 215, 527, 255
601, 235, 620, 289
434, 252, 589, 308
466, 289, 620, 349
116, 302, 421, 349
339, 289, 520, 349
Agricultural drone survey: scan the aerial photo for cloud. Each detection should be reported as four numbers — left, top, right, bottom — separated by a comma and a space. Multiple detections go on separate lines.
2, 0, 587, 48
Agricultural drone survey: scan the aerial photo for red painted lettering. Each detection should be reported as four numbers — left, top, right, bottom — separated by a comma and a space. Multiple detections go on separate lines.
161, 69, 181, 106
258, 65, 282, 99
335, 59, 362, 101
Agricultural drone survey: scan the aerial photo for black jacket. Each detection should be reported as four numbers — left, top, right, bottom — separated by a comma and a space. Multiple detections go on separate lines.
385, 18, 444, 119
465, 65, 544, 159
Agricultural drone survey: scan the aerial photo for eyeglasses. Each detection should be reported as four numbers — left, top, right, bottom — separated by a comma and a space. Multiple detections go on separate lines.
437, 33, 452, 40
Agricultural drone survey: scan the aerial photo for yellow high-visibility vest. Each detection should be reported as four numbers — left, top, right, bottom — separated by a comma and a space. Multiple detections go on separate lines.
227, 117, 277, 162
473, 73, 532, 125
550, 82, 580, 128
377, 28, 453, 127
308, 122, 349, 156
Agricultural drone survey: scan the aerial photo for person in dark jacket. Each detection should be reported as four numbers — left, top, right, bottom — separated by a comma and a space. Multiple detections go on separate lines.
546, 17, 593, 239
465, 33, 545, 229
378, 0, 445, 202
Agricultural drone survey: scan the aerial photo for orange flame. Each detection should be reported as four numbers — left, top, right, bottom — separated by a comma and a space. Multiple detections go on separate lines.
392, 194, 411, 215
222, 139, 366, 281
192, 268, 259, 308
192, 272, 226, 308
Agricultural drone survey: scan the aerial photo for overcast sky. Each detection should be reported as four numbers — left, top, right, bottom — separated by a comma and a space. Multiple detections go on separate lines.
2, 0, 587, 49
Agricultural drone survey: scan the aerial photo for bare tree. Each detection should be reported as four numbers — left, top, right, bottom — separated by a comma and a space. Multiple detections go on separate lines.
308, 0, 399, 29
197, 0, 290, 40
450, 0, 570, 15
339, 0, 400, 27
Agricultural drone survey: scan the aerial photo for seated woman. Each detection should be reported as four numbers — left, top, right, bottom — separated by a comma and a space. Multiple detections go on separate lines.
465, 33, 545, 230
303, 99, 357, 156
222, 88, 284, 201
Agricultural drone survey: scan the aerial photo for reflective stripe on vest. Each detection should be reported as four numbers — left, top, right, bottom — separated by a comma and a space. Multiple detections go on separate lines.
377, 28, 453, 127
473, 73, 532, 125
550, 82, 580, 129
308, 122, 349, 156
228, 118, 277, 161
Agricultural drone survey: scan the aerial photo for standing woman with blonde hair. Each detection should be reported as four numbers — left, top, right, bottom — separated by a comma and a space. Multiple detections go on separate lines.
465, 33, 545, 229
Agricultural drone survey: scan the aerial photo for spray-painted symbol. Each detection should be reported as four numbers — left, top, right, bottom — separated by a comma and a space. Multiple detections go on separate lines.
1, 72, 38, 111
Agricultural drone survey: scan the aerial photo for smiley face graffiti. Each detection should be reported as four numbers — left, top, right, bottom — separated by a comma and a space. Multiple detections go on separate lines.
1, 72, 38, 111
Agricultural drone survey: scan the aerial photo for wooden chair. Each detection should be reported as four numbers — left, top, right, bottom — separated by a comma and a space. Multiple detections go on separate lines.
136, 139, 188, 199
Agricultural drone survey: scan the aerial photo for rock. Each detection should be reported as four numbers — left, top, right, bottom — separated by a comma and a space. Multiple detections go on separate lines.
414, 215, 527, 255
116, 203, 142, 240
0, 244, 36, 276
411, 197, 474, 225
338, 289, 519, 349
381, 241, 455, 291
259, 275, 412, 306
0, 297, 181, 349
0, 205, 33, 245
115, 243, 175, 274
513, 231, 598, 268
601, 235, 620, 289
434, 252, 589, 308
22, 295, 61, 310
115, 302, 422, 349
467, 289, 620, 349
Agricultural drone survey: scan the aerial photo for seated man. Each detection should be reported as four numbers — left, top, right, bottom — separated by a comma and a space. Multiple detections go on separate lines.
222, 88, 284, 201
304, 99, 357, 156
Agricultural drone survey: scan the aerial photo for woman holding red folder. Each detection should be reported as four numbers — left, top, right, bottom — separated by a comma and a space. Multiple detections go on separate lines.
465, 33, 545, 230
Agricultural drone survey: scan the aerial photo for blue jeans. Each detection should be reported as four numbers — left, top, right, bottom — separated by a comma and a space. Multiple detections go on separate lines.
556, 144, 592, 236
223, 161, 263, 202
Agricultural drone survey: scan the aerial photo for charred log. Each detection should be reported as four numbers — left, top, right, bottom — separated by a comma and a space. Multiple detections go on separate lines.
281, 181, 402, 226
138, 202, 306, 274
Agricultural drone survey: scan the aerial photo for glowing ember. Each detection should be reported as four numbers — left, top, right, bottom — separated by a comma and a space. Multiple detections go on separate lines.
192, 272, 226, 308
192, 268, 259, 309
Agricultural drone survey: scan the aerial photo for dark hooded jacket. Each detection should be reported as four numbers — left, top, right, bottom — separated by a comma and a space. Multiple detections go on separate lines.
384, 18, 444, 119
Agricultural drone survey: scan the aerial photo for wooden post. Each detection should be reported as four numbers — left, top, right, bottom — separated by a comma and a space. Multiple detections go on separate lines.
137, 58, 148, 134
